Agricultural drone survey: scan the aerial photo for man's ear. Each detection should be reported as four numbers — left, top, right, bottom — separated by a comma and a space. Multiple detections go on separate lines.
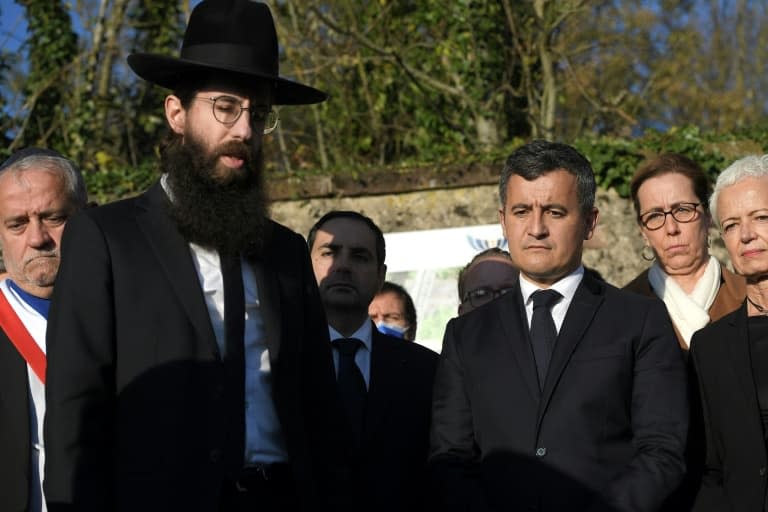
584, 207, 599, 241
378, 263, 387, 291
165, 95, 186, 135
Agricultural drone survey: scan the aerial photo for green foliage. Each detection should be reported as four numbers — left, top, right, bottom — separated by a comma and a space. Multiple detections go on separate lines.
574, 125, 750, 198
16, 0, 77, 148
574, 138, 644, 197
4, 1, 768, 204
0, 27, 13, 150
84, 158, 158, 205
122, 2, 185, 166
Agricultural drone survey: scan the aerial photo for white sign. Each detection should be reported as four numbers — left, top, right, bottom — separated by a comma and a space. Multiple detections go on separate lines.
383, 224, 507, 353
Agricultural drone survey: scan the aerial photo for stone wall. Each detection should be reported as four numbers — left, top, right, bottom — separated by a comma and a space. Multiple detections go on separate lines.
270, 178, 729, 288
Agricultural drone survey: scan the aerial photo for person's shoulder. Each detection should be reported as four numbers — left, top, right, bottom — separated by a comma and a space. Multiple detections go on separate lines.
720, 263, 746, 294
405, 340, 439, 364
375, 330, 438, 361
622, 268, 652, 296
601, 277, 660, 307
694, 305, 743, 347
76, 185, 152, 224
264, 218, 305, 247
691, 306, 744, 369
374, 332, 439, 382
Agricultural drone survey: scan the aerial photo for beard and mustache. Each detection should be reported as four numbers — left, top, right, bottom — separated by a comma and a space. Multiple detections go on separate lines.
160, 131, 269, 259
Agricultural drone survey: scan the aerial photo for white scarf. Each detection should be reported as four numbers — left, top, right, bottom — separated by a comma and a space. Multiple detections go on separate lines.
647, 255, 721, 348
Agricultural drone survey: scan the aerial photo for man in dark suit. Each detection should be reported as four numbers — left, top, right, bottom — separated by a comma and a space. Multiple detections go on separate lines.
429, 140, 688, 511
0, 148, 86, 512
43, 2, 344, 511
308, 211, 438, 512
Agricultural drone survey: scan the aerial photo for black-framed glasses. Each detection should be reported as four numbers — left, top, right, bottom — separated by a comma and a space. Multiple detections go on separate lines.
639, 202, 701, 230
195, 95, 279, 134
462, 286, 515, 308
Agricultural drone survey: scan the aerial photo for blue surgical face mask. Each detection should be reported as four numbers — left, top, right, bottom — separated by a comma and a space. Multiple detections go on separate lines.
376, 322, 408, 339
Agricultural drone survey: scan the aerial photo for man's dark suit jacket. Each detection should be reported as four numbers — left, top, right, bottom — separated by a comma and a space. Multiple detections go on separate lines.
429, 271, 688, 512
43, 182, 345, 511
349, 328, 438, 511
690, 302, 768, 512
0, 330, 32, 511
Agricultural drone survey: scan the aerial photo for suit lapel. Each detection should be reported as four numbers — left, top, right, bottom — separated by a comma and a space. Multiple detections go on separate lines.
727, 303, 764, 432
135, 182, 218, 357
364, 329, 401, 443
539, 274, 603, 419
498, 283, 541, 402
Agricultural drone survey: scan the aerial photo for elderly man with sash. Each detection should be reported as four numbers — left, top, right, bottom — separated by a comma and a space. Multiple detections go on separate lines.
0, 148, 87, 512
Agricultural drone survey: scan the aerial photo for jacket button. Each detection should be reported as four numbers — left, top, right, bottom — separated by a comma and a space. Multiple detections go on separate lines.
209, 449, 222, 463
760, 467, 766, 477
535, 447, 546, 457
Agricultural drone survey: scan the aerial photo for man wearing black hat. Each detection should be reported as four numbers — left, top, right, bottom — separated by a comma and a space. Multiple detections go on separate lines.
43, 2, 344, 511
0, 148, 87, 512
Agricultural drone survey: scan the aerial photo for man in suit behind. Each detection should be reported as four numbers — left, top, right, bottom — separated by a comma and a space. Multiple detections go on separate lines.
308, 211, 438, 511
43, 2, 344, 511
0, 148, 86, 512
429, 140, 688, 511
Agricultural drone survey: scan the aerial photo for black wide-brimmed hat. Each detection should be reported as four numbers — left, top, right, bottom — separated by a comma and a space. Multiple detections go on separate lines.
127, 0, 327, 105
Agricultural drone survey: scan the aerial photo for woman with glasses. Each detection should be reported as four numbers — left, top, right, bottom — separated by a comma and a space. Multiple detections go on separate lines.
624, 154, 745, 512
624, 153, 745, 351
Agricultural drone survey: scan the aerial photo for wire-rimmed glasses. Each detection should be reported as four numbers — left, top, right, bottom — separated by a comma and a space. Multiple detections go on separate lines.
195, 95, 279, 134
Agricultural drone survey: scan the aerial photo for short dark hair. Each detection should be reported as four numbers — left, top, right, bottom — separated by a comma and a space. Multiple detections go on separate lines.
377, 281, 417, 341
307, 210, 386, 268
629, 153, 711, 222
457, 248, 513, 301
499, 140, 596, 215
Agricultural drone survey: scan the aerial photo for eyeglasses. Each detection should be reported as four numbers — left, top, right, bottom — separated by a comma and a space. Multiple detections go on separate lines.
639, 202, 701, 230
195, 95, 280, 134
461, 286, 515, 309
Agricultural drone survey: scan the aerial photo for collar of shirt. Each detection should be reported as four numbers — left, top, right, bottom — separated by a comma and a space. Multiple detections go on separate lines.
328, 320, 373, 352
160, 173, 174, 202
329, 320, 373, 388
7, 279, 50, 319
519, 266, 584, 333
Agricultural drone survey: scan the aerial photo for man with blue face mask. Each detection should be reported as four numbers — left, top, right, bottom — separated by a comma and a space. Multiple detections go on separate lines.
369, 281, 417, 341
308, 211, 438, 511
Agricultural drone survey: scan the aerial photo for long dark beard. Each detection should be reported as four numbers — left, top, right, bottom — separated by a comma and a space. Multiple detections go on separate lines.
160, 132, 270, 258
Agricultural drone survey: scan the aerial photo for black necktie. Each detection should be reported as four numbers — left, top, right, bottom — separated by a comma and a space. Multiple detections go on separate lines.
334, 338, 367, 447
221, 253, 245, 475
530, 289, 561, 391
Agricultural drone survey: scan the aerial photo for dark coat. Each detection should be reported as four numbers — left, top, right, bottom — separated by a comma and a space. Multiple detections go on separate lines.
690, 303, 768, 512
351, 328, 438, 511
0, 329, 31, 512
43, 181, 345, 511
623, 263, 745, 511
429, 272, 689, 512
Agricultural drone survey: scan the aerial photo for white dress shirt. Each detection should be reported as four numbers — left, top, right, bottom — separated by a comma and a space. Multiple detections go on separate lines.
163, 174, 288, 464
189, 239, 288, 465
519, 266, 585, 333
